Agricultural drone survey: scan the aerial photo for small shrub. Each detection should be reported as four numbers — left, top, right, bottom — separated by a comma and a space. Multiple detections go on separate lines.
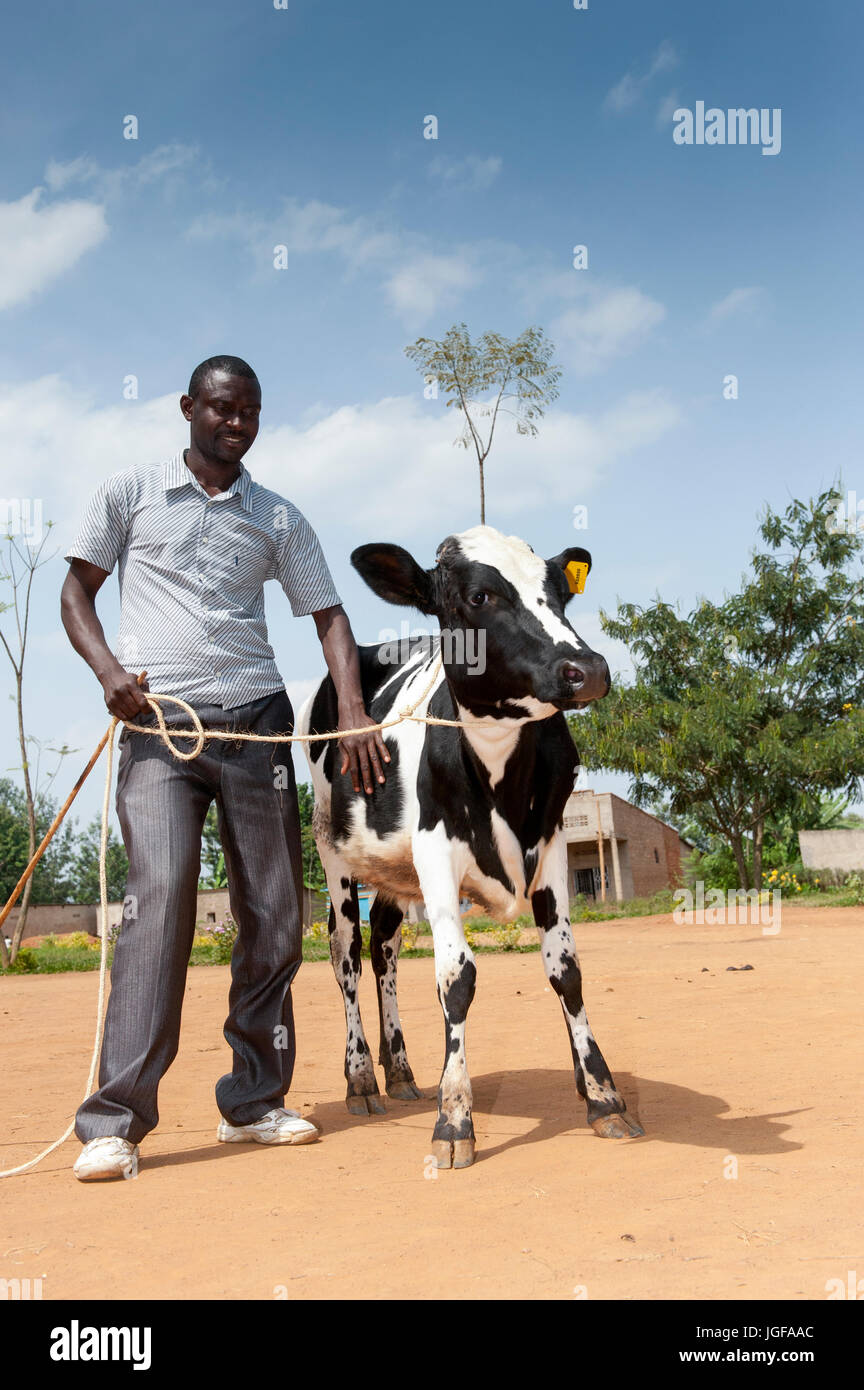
198, 915, 238, 964
489, 923, 523, 950
401, 920, 421, 951
55, 931, 99, 950
844, 872, 864, 904
305, 920, 329, 942
9, 948, 38, 973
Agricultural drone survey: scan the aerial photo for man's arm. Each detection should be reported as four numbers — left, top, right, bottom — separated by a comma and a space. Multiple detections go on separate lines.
61, 559, 150, 720
313, 604, 390, 795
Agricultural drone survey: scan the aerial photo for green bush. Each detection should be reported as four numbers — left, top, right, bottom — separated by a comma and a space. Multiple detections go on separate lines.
8, 947, 38, 973
196, 915, 238, 964
844, 872, 864, 904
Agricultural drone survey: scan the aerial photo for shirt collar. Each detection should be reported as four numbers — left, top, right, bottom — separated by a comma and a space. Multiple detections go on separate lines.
162, 450, 254, 513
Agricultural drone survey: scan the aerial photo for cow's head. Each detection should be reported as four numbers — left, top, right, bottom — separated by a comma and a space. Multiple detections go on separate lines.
351, 525, 611, 717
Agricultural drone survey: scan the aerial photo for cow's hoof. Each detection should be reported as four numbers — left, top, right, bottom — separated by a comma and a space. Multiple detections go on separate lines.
387, 1079, 424, 1101
453, 1138, 476, 1168
430, 1137, 476, 1168
346, 1093, 387, 1116
591, 1112, 645, 1139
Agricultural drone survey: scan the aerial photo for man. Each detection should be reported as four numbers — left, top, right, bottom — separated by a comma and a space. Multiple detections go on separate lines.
61, 354, 388, 1181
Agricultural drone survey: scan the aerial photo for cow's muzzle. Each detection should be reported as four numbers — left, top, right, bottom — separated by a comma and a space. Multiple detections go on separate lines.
549, 653, 611, 710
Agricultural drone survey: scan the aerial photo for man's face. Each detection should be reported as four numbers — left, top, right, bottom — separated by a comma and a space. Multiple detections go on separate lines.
180, 370, 261, 465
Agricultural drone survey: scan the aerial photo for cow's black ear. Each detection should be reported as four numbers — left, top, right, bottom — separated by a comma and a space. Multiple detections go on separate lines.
351, 544, 437, 614
548, 547, 592, 574
547, 547, 592, 601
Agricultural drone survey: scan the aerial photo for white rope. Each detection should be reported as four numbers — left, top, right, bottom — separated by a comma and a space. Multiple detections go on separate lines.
0, 721, 117, 1178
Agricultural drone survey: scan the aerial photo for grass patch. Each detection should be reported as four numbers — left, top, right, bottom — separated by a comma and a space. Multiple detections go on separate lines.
6, 883, 858, 976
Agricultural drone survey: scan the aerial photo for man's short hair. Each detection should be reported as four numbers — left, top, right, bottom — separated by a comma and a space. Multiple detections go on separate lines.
187, 356, 260, 398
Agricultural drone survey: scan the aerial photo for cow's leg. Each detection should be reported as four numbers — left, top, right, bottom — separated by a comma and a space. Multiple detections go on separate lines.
319, 846, 385, 1115
369, 896, 422, 1100
413, 827, 476, 1168
532, 833, 644, 1139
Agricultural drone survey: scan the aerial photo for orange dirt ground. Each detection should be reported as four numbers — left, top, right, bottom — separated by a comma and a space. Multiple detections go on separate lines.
1, 903, 862, 1301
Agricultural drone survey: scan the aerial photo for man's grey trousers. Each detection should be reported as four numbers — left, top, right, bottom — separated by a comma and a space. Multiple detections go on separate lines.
75, 690, 304, 1145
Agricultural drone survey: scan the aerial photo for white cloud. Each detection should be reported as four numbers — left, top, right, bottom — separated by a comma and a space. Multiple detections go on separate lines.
708, 287, 765, 321
188, 196, 401, 271
44, 144, 199, 199
656, 90, 680, 129
189, 196, 482, 325
0, 189, 107, 311
605, 40, 679, 113
0, 377, 680, 546
268, 198, 401, 267
384, 254, 479, 324
428, 154, 502, 192
550, 286, 666, 374
0, 376, 180, 537
241, 390, 681, 526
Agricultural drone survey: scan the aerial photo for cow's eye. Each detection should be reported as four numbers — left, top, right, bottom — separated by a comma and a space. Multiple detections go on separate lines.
468, 590, 488, 607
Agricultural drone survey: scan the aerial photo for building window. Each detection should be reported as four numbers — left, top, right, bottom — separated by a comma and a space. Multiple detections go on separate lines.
206, 911, 216, 923
653, 849, 660, 863
564, 814, 589, 828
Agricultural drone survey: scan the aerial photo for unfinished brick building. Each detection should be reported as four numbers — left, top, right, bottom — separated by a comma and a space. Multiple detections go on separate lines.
563, 789, 690, 902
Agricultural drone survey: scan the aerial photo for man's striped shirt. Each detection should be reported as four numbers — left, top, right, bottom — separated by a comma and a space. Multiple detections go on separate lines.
65, 450, 341, 708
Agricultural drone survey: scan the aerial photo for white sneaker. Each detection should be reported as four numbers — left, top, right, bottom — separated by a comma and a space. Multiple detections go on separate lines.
73, 1136, 139, 1182
217, 1106, 320, 1146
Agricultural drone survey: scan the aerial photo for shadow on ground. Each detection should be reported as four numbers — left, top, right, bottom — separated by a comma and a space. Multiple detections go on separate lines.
134, 1066, 804, 1171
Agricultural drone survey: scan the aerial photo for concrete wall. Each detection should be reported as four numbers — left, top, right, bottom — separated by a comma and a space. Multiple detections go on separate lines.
5, 902, 99, 938
799, 829, 864, 872
9, 886, 330, 942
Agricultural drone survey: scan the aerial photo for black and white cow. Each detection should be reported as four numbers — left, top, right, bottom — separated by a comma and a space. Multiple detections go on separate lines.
298, 525, 643, 1168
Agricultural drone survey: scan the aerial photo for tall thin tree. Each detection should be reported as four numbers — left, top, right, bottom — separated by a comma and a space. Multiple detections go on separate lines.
405, 322, 561, 524
0, 524, 74, 964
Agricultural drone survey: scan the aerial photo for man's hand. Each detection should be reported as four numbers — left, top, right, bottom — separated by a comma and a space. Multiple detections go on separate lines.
99, 663, 151, 721
338, 711, 390, 795
313, 604, 392, 795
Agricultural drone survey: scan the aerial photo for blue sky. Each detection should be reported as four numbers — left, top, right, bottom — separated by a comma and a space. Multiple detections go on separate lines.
1, 0, 862, 827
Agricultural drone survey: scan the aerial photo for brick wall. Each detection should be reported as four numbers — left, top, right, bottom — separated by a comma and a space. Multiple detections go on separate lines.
606, 795, 674, 897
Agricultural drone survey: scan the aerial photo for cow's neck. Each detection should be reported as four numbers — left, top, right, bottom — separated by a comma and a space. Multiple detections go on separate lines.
454, 700, 533, 794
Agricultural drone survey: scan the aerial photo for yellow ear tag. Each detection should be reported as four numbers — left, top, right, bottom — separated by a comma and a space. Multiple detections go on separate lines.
565, 560, 588, 595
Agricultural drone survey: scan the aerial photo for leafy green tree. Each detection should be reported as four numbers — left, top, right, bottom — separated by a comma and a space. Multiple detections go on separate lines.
404, 322, 561, 523
297, 781, 325, 892
199, 804, 227, 890
0, 777, 77, 908
0, 526, 75, 961
70, 816, 129, 904
572, 491, 864, 888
